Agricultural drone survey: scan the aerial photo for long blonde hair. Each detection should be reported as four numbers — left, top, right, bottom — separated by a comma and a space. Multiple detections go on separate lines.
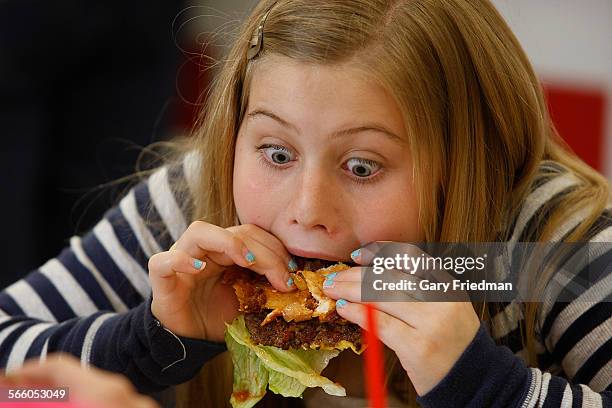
155, 0, 610, 406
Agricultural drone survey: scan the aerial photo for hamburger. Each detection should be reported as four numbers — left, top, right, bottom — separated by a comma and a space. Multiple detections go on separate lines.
223, 258, 365, 407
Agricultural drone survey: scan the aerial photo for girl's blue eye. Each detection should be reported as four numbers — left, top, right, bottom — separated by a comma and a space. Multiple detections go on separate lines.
346, 158, 379, 177
262, 145, 294, 164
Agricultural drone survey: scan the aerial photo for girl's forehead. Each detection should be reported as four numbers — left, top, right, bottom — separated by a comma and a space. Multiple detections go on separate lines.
251, 54, 371, 93
246, 55, 406, 140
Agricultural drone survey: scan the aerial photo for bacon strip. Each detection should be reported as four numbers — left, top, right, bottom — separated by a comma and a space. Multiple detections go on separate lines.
227, 263, 350, 326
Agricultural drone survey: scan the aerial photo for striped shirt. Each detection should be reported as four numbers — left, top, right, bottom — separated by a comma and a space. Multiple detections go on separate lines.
418, 162, 611, 408
0, 155, 610, 407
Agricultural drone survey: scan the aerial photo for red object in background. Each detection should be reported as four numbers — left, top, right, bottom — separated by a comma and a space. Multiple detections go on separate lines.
364, 304, 387, 408
172, 47, 214, 132
544, 84, 607, 172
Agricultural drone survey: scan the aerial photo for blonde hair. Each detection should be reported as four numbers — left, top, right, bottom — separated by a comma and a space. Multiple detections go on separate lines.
146, 0, 611, 406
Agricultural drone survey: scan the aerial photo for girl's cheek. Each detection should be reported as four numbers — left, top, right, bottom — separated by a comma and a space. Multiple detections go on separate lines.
352, 198, 422, 243
234, 166, 284, 226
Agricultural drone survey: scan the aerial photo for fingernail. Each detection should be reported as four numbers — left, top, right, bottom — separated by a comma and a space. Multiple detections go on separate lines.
323, 272, 337, 288
288, 258, 298, 272
350, 249, 361, 260
336, 299, 347, 308
193, 259, 205, 270
245, 251, 256, 264
286, 277, 294, 287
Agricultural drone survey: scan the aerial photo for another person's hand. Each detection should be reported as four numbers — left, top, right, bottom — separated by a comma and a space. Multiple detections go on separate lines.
0, 353, 158, 408
149, 222, 295, 342
322, 242, 481, 396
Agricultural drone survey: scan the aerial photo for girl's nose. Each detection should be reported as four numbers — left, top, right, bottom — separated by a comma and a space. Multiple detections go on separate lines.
289, 168, 338, 232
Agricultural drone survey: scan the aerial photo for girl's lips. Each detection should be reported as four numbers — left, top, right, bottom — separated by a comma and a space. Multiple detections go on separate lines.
286, 248, 356, 269
286, 247, 340, 262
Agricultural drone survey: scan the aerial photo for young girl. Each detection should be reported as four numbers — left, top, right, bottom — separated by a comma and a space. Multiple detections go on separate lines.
1, 0, 610, 407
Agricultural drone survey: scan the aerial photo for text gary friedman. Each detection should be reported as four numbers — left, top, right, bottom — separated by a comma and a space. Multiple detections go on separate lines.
372, 279, 513, 292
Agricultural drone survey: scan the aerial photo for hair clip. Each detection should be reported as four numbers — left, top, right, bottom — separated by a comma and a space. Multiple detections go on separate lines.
247, 2, 278, 61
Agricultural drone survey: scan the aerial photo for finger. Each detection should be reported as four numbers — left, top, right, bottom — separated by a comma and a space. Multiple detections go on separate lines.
323, 266, 416, 300
179, 222, 293, 292
174, 221, 254, 269
351, 242, 430, 279
149, 249, 206, 278
330, 266, 362, 282
326, 266, 423, 295
349, 241, 407, 265
229, 236, 293, 292
227, 224, 295, 271
349, 243, 375, 265
324, 277, 429, 323
148, 249, 207, 294
322, 280, 361, 302
329, 266, 422, 284
334, 300, 415, 354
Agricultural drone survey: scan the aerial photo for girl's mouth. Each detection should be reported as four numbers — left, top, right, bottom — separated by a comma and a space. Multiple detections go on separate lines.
291, 255, 356, 271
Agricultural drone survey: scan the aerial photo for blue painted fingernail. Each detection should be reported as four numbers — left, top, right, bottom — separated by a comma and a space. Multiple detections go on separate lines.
336, 299, 347, 308
287, 277, 294, 287
193, 259, 204, 270
288, 258, 298, 272
350, 249, 361, 260
323, 272, 337, 288
245, 251, 256, 264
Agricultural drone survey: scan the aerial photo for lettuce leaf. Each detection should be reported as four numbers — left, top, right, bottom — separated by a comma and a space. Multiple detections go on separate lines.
225, 325, 269, 408
267, 370, 307, 397
225, 315, 347, 407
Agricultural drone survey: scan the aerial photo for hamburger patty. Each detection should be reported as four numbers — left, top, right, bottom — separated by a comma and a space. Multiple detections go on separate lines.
244, 310, 363, 350
225, 260, 364, 351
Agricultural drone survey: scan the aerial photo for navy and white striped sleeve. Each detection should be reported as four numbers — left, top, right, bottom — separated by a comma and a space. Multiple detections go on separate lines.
529, 221, 612, 406
417, 223, 612, 407
415, 321, 611, 408
0, 155, 226, 393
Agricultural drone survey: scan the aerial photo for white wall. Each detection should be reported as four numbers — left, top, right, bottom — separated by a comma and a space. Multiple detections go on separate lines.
491, 0, 612, 179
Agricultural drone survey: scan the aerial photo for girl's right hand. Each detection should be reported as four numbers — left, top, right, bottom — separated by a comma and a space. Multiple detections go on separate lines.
148, 222, 295, 342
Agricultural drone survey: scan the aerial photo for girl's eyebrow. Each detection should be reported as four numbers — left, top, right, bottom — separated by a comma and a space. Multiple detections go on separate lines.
246, 108, 404, 143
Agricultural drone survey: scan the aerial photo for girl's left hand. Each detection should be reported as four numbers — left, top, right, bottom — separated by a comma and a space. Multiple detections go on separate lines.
322, 243, 481, 396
